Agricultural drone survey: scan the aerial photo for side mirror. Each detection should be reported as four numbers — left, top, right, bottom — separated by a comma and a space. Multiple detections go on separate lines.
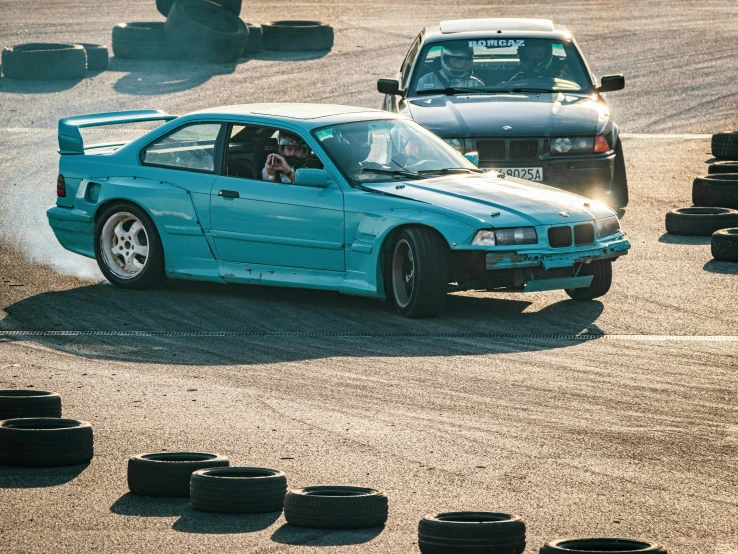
377, 78, 402, 96
597, 74, 625, 93
464, 151, 479, 167
294, 168, 330, 188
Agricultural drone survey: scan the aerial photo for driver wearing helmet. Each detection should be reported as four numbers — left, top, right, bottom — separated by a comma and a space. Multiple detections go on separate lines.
417, 43, 484, 91
263, 132, 311, 183
508, 41, 572, 82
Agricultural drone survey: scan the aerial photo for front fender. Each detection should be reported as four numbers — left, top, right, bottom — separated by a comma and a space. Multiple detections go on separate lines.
340, 209, 476, 299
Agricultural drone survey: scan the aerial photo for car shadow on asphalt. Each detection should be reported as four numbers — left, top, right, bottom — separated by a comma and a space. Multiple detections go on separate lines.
657, 233, 712, 245
2, 279, 606, 364
703, 260, 738, 274
0, 463, 88, 488
270, 523, 383, 546
111, 58, 239, 96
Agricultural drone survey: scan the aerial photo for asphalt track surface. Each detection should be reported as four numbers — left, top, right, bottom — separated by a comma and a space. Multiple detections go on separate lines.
1, 1, 737, 553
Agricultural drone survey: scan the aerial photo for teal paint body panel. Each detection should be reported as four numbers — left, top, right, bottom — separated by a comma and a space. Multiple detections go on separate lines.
48, 103, 631, 300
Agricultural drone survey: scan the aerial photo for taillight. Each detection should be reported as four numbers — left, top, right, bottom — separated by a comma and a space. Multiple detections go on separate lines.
594, 136, 610, 153
57, 174, 66, 197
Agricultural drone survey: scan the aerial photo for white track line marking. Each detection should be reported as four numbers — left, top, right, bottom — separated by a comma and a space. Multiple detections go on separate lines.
0, 331, 735, 341
0, 129, 714, 139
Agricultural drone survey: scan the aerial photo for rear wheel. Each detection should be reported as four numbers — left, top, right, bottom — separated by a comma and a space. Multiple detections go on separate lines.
389, 228, 448, 318
94, 203, 166, 289
566, 260, 612, 300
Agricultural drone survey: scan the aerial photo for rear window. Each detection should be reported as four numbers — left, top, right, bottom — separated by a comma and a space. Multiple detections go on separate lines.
140, 123, 223, 172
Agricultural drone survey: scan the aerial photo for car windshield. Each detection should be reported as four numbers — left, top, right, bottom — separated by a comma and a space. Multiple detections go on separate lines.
312, 119, 479, 187
411, 38, 593, 95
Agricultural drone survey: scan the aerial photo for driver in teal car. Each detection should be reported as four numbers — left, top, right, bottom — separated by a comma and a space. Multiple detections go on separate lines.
263, 132, 311, 183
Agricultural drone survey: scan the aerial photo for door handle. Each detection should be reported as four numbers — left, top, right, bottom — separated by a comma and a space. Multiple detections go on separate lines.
218, 190, 239, 198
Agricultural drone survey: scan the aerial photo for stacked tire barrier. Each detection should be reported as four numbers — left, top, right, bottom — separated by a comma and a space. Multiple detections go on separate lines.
418, 512, 526, 554
1, 43, 107, 80
664, 130, 738, 262
0, 390, 62, 419
127, 452, 229, 496
0, 418, 93, 467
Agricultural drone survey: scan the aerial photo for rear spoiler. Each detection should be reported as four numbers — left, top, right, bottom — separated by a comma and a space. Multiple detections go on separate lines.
58, 109, 178, 154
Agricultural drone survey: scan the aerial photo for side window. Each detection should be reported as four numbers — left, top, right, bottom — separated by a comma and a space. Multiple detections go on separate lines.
225, 124, 323, 181
141, 123, 222, 172
399, 35, 422, 90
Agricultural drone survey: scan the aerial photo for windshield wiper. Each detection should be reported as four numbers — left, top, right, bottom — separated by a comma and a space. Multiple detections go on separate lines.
509, 87, 553, 93
417, 167, 485, 175
360, 168, 423, 179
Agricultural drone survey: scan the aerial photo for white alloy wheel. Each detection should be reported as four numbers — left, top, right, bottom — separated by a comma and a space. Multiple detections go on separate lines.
100, 212, 150, 279
392, 238, 415, 309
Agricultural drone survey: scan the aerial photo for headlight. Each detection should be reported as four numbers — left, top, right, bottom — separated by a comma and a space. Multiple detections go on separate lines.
472, 228, 538, 246
472, 230, 496, 246
596, 216, 621, 237
494, 227, 538, 245
444, 138, 465, 154
551, 137, 594, 155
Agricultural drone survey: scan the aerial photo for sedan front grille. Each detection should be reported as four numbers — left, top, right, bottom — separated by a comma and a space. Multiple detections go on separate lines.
574, 223, 595, 246
510, 140, 539, 160
477, 140, 506, 160
548, 226, 573, 248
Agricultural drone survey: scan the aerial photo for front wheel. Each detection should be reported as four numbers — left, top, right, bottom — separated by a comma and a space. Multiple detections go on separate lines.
565, 260, 612, 300
94, 202, 166, 289
389, 228, 448, 318
610, 139, 629, 208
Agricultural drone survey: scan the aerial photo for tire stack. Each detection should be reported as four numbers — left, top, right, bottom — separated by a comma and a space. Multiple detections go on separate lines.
113, 0, 259, 62
664, 131, 738, 262
1, 43, 108, 80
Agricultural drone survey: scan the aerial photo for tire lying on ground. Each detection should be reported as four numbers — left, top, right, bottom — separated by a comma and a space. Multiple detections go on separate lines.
711, 132, 738, 160
262, 21, 334, 52
692, 174, 738, 209
284, 486, 388, 529
157, 0, 241, 17
711, 228, 738, 262
77, 43, 109, 71
0, 390, 62, 420
418, 512, 526, 554
539, 538, 667, 553
1, 43, 87, 80
243, 23, 263, 54
128, 452, 229, 497
707, 160, 738, 175
112, 22, 182, 60
165, 0, 248, 63
665, 207, 738, 236
191, 467, 287, 513
0, 418, 93, 467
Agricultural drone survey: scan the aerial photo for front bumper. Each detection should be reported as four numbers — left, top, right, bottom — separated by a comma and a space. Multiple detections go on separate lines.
485, 235, 630, 271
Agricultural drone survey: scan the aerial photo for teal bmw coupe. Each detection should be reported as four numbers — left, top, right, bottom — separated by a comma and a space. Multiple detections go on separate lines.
48, 103, 629, 317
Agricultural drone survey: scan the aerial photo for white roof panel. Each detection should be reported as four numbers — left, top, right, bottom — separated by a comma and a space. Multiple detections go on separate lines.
439, 18, 555, 34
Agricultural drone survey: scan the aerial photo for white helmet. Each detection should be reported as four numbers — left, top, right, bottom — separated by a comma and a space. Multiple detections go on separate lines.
440, 43, 474, 80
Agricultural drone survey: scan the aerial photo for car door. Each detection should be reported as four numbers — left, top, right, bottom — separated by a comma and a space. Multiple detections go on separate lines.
209, 123, 345, 272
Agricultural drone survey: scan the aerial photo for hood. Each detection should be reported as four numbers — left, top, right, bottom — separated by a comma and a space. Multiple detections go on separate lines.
364, 173, 615, 227
407, 92, 608, 138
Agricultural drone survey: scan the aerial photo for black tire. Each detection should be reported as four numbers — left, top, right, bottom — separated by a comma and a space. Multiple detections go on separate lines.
388, 227, 448, 318
0, 390, 62, 420
94, 202, 167, 289
711, 228, 738, 262
127, 452, 229, 497
262, 21, 334, 52
707, 161, 738, 175
191, 467, 287, 513
418, 512, 526, 554
692, 174, 738, 210
565, 260, 612, 300
540, 538, 667, 553
665, 207, 738, 236
77, 43, 109, 71
1, 43, 87, 80
0, 419, 93, 467
284, 486, 388, 529
610, 139, 629, 208
711, 132, 738, 160
165, 0, 248, 63
157, 0, 241, 16
243, 23, 263, 55
112, 22, 182, 60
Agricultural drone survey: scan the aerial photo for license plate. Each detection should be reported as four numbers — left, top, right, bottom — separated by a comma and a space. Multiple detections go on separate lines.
493, 167, 543, 181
